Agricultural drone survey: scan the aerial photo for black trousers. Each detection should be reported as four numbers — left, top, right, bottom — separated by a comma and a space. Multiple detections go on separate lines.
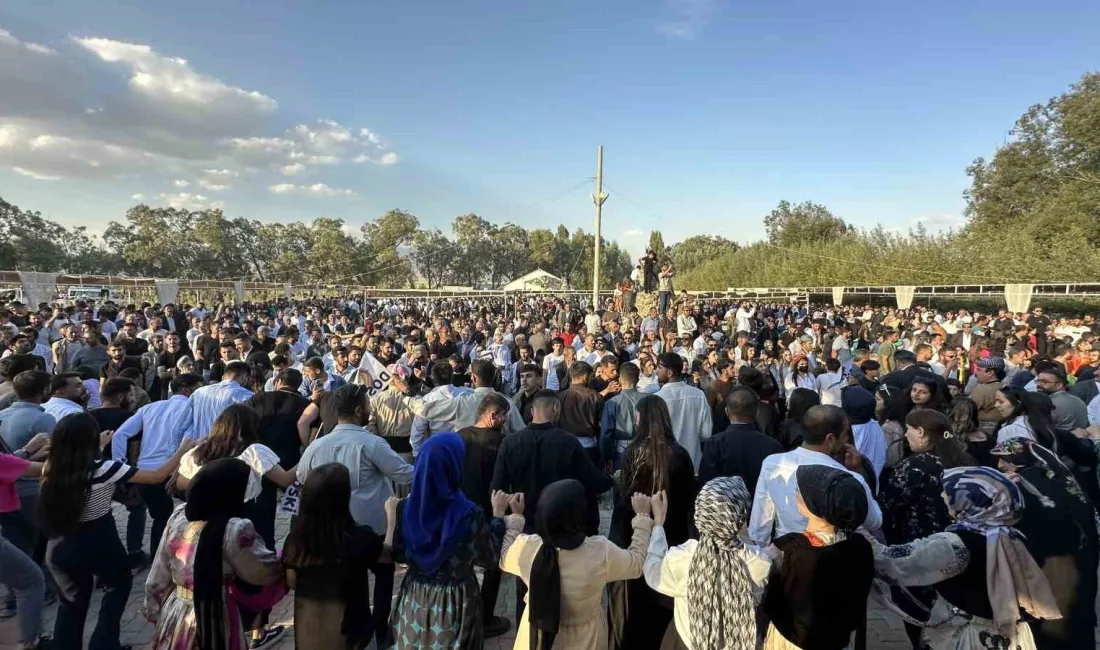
138, 481, 175, 555
46, 514, 132, 650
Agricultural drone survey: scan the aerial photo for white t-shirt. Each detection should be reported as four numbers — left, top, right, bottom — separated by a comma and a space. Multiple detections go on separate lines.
814, 372, 846, 406
179, 442, 281, 501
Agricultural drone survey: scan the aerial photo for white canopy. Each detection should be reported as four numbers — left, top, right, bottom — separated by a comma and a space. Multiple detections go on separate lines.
501, 269, 566, 292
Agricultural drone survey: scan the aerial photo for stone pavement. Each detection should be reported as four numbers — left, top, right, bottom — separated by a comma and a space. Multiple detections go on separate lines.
0, 500, 914, 649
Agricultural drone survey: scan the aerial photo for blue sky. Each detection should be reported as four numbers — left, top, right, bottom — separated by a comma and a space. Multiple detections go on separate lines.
1, 0, 1098, 257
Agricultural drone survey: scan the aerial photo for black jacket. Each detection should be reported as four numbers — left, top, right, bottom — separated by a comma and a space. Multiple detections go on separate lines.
698, 422, 783, 494
491, 422, 612, 534
248, 389, 311, 468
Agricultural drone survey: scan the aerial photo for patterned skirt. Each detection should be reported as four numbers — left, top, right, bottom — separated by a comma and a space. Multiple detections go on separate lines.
390, 574, 482, 650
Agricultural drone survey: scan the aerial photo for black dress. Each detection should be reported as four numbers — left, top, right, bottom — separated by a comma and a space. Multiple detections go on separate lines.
763, 533, 874, 650
610, 442, 697, 650
288, 526, 385, 650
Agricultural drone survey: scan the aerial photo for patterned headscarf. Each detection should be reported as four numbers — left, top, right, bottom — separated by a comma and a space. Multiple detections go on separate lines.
942, 467, 1061, 637
687, 477, 756, 650
990, 436, 1091, 510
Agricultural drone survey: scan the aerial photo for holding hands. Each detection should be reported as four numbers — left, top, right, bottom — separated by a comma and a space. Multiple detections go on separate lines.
490, 490, 526, 518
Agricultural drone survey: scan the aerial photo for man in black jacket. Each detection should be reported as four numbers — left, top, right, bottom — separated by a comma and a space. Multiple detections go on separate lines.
247, 368, 310, 544
699, 387, 783, 493
491, 390, 612, 621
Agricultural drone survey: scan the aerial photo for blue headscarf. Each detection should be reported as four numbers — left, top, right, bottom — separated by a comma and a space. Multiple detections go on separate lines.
401, 432, 477, 575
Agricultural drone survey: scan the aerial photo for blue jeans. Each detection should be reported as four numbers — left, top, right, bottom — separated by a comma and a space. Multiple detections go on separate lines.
0, 534, 44, 644
658, 291, 671, 316
46, 514, 132, 650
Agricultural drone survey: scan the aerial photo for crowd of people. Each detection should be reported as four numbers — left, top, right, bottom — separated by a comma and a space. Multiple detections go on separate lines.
0, 288, 1098, 650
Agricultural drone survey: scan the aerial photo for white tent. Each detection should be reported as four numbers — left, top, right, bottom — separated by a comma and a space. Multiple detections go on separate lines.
501, 269, 566, 292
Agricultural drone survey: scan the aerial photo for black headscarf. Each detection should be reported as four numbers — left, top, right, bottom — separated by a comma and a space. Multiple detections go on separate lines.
185, 458, 251, 650
530, 479, 588, 650
795, 465, 868, 533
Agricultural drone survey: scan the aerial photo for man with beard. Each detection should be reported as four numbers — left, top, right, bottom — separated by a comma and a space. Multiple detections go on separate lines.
115, 320, 149, 356
52, 322, 85, 373
1035, 365, 1088, 431
70, 322, 110, 376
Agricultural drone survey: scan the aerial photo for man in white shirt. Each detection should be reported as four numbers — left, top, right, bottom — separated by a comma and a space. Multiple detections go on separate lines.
749, 404, 882, 546
583, 307, 601, 338
1088, 392, 1100, 427
42, 373, 88, 421
655, 353, 712, 469
735, 303, 756, 333
410, 364, 473, 456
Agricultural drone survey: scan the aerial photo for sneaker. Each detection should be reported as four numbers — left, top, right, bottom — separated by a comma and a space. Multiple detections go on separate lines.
249, 625, 286, 649
484, 615, 511, 638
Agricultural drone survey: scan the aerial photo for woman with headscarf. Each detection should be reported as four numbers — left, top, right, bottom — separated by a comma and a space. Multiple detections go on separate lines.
992, 437, 1098, 649
761, 465, 874, 649
642, 477, 766, 650
144, 458, 286, 650
865, 466, 1062, 649
389, 432, 510, 650
609, 396, 697, 650
500, 479, 654, 650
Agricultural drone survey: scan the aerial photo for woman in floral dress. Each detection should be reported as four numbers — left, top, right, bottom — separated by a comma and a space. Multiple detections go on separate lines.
144, 458, 285, 650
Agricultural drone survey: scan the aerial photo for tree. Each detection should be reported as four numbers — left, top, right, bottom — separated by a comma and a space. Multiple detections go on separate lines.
362, 209, 419, 288
670, 235, 739, 276
763, 200, 852, 248
412, 229, 459, 288
648, 231, 666, 258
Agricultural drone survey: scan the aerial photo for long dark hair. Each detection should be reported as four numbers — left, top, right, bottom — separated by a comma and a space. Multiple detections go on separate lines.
622, 396, 675, 502
192, 404, 260, 466
949, 396, 980, 441
786, 388, 819, 422
996, 387, 1058, 450
39, 413, 101, 536
909, 376, 949, 413
904, 408, 974, 469
283, 463, 354, 567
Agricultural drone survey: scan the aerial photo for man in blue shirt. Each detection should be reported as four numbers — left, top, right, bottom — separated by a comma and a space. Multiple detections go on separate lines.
189, 361, 254, 440
112, 373, 203, 556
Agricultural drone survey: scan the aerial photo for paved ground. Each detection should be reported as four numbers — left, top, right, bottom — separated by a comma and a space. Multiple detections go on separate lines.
0, 499, 917, 649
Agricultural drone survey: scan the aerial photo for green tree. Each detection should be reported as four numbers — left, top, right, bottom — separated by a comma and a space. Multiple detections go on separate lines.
412, 228, 459, 288
669, 235, 739, 275
648, 231, 666, 257
763, 200, 852, 248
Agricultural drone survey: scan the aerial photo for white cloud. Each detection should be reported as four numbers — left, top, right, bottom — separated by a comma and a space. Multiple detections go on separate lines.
74, 37, 277, 116
0, 25, 397, 200
12, 166, 60, 181
622, 229, 645, 237
0, 29, 55, 55
267, 183, 357, 198
156, 192, 225, 211
173, 179, 189, 187
130, 192, 146, 200
657, 0, 720, 39
352, 154, 371, 164
354, 151, 399, 165
911, 214, 965, 231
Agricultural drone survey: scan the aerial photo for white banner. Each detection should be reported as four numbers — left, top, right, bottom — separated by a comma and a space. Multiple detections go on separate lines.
234, 280, 245, 304
278, 481, 303, 515
356, 349, 393, 396
284, 283, 292, 301
18, 272, 57, 307
894, 286, 916, 310
155, 280, 179, 306
1004, 284, 1035, 314
831, 286, 845, 306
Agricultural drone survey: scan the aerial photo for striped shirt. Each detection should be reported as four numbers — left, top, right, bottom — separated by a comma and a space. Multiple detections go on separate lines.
81, 459, 137, 522
189, 379, 254, 440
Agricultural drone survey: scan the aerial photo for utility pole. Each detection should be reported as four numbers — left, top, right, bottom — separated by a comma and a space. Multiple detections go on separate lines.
592, 145, 608, 308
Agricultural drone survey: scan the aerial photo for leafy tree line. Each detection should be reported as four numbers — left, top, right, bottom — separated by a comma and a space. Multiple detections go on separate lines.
0, 200, 632, 290
4, 72, 1099, 291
